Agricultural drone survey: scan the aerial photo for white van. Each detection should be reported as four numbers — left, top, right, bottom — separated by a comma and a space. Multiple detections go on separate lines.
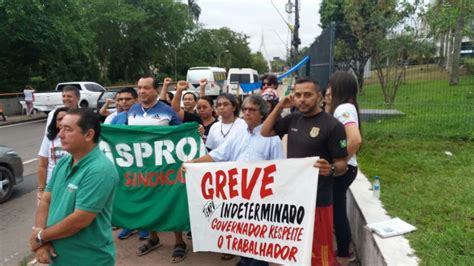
186, 67, 227, 98
226, 68, 260, 96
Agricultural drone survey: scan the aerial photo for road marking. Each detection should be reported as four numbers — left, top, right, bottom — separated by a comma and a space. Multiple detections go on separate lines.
23, 158, 38, 165
0, 119, 46, 128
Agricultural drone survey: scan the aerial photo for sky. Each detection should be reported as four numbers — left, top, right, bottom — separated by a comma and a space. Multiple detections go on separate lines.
196, 0, 323, 60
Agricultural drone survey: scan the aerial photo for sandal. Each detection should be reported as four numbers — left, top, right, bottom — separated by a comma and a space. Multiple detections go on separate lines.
136, 238, 162, 256
170, 243, 187, 263
221, 253, 235, 261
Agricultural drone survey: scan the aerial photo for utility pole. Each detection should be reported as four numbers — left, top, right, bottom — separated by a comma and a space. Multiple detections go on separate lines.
292, 0, 301, 68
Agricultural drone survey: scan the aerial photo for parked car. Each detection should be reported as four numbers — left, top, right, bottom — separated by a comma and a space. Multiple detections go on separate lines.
34, 81, 105, 113
96, 87, 122, 114
0, 146, 23, 203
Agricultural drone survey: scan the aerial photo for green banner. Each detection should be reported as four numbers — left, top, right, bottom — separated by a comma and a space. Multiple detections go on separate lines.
99, 123, 204, 232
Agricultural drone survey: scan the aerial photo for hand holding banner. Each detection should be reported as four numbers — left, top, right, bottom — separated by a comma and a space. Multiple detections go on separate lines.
184, 157, 319, 265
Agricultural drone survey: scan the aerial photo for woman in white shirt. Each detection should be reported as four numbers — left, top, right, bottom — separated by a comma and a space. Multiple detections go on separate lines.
206, 93, 247, 151
327, 71, 362, 265
36, 107, 69, 204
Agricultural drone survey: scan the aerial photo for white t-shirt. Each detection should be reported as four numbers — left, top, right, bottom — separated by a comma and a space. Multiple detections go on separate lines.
334, 103, 359, 167
38, 136, 68, 183
24, 89, 34, 102
104, 111, 117, 125
205, 117, 247, 150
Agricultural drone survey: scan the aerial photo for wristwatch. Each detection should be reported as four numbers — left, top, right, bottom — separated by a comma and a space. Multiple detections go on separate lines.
36, 230, 44, 246
329, 164, 336, 176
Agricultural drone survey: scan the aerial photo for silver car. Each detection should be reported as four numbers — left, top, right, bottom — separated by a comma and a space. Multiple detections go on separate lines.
0, 145, 23, 203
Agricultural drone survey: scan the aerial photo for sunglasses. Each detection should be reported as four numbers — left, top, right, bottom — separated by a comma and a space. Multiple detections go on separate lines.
263, 82, 274, 86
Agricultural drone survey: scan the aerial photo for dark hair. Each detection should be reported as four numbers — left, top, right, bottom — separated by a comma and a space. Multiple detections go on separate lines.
295, 77, 321, 92
198, 96, 214, 107
328, 71, 361, 128
62, 85, 80, 98
198, 96, 216, 117
217, 93, 240, 117
47, 107, 69, 140
183, 91, 197, 102
242, 94, 269, 121
260, 74, 278, 87
167, 92, 174, 101
140, 75, 159, 89
118, 87, 138, 98
66, 108, 101, 143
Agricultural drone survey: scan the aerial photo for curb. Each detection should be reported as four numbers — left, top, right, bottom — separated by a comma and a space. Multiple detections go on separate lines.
0, 115, 47, 127
348, 170, 419, 265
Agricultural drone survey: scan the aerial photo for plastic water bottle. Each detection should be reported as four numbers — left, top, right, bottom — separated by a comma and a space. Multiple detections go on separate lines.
373, 176, 381, 199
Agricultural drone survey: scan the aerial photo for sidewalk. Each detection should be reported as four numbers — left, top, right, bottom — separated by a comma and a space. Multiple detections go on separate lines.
0, 112, 47, 126
113, 231, 239, 265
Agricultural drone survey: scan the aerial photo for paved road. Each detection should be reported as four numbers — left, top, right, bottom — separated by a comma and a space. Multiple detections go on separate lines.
0, 119, 47, 265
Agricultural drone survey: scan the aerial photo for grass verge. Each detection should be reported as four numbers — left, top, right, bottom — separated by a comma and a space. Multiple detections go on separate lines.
358, 135, 474, 265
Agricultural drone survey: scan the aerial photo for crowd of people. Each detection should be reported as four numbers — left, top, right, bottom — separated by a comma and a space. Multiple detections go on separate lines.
30, 71, 362, 266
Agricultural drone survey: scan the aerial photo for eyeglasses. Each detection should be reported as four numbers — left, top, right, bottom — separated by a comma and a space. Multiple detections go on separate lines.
117, 97, 134, 101
263, 82, 274, 86
217, 102, 231, 107
242, 107, 258, 113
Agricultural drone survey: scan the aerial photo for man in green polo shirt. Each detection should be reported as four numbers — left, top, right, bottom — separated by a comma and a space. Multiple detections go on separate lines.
30, 109, 118, 265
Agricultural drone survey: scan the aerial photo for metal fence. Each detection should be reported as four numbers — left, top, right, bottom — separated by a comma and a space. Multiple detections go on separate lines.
303, 23, 473, 139
356, 64, 473, 139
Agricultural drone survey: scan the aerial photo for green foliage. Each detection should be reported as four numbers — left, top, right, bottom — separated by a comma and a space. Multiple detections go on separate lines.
0, 1, 264, 92
251, 52, 269, 74
0, 0, 99, 91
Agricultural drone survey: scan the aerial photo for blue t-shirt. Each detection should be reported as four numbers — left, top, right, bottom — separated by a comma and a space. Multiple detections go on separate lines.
127, 101, 182, 126
110, 112, 128, 125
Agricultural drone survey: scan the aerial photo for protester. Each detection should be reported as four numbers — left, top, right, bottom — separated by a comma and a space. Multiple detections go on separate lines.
261, 77, 348, 266
189, 94, 283, 265
23, 85, 35, 116
122, 76, 186, 263
205, 93, 246, 151
37, 86, 80, 204
196, 96, 217, 144
42, 86, 80, 129
171, 80, 202, 124
158, 77, 174, 105
36, 107, 69, 205
102, 88, 148, 239
109, 87, 138, 125
327, 71, 362, 265
323, 86, 332, 113
260, 74, 279, 97
30, 109, 118, 265
101, 92, 123, 124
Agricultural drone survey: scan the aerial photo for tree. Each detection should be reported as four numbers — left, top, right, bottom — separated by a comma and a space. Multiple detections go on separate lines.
86, 0, 193, 83
319, 0, 370, 91
0, 0, 98, 91
425, 0, 474, 85
251, 52, 269, 74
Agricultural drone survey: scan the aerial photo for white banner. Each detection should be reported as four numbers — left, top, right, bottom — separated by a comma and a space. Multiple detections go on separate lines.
184, 157, 319, 265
